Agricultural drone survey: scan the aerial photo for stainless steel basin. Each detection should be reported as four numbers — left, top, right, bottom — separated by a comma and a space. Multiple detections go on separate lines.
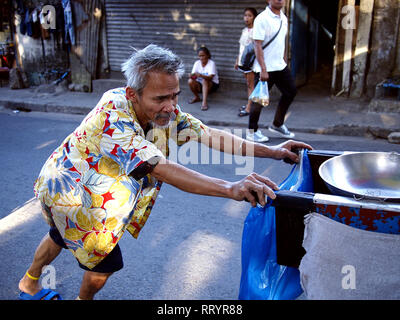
319, 152, 400, 201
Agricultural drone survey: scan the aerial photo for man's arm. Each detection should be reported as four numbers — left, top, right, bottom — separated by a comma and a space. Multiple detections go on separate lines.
200, 127, 312, 163
254, 39, 269, 81
151, 158, 278, 207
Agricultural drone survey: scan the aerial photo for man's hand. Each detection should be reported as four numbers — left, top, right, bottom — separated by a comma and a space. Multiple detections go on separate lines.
260, 69, 269, 81
229, 172, 279, 207
269, 140, 313, 163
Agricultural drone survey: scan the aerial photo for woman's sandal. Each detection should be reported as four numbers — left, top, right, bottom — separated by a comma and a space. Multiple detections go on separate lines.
201, 104, 209, 111
189, 97, 201, 104
238, 110, 250, 117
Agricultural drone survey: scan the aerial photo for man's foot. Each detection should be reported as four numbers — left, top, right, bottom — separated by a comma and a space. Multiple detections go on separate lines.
19, 273, 61, 300
246, 130, 269, 142
188, 96, 201, 104
19, 273, 41, 297
19, 288, 62, 300
268, 124, 295, 138
201, 104, 209, 111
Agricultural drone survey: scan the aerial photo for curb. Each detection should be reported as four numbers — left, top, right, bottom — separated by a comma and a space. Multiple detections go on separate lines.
2, 98, 400, 139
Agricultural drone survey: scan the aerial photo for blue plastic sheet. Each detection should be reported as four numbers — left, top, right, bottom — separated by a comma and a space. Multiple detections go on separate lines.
238, 150, 314, 300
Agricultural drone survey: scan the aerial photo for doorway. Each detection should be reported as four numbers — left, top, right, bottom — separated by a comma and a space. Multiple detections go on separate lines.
289, 0, 340, 93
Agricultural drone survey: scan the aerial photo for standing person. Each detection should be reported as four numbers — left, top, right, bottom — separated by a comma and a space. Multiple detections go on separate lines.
18, 44, 311, 300
188, 46, 219, 111
246, 0, 297, 143
235, 7, 258, 117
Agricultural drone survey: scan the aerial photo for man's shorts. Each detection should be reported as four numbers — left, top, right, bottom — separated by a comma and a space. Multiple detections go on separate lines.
49, 226, 123, 273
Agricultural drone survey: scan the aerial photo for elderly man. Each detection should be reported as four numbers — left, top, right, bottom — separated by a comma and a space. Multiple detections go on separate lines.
18, 44, 311, 300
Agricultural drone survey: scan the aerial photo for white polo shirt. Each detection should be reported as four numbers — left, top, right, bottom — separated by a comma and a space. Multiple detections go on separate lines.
252, 6, 288, 73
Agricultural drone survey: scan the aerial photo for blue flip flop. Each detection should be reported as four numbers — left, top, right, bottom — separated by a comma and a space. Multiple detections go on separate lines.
19, 288, 62, 300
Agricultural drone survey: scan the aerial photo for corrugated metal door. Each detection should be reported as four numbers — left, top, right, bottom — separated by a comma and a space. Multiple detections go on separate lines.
105, 0, 266, 85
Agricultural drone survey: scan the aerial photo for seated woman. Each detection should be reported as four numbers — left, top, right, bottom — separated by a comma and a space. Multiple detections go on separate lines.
188, 46, 219, 111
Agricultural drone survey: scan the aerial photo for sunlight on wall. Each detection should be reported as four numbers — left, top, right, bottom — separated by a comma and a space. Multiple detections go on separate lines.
184, 13, 193, 21
93, 7, 102, 20
354, 45, 369, 57
171, 9, 180, 22
380, 113, 397, 127
189, 23, 206, 33
74, 45, 83, 57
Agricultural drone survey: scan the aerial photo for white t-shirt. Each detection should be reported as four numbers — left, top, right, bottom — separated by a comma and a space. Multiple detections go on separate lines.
238, 27, 253, 66
252, 6, 288, 73
191, 59, 219, 84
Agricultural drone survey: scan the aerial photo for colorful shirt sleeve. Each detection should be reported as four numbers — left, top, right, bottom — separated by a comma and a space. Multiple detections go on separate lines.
98, 106, 165, 179
173, 105, 209, 146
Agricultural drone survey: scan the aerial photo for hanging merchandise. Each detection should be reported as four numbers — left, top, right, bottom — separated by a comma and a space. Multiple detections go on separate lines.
39, 7, 50, 39
239, 150, 314, 300
31, 8, 41, 39
62, 0, 75, 46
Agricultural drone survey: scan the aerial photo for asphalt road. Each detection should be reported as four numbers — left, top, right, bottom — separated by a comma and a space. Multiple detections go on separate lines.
0, 109, 399, 300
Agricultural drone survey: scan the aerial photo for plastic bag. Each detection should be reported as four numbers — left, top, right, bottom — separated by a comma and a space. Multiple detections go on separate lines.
238, 150, 314, 300
249, 81, 269, 106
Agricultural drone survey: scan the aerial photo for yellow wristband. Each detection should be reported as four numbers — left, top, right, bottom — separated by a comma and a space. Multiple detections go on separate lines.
26, 271, 40, 281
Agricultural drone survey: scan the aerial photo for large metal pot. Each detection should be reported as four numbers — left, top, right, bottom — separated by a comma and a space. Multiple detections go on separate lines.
319, 152, 400, 201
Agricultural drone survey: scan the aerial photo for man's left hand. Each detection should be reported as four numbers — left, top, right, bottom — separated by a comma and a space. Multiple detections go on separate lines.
270, 140, 313, 164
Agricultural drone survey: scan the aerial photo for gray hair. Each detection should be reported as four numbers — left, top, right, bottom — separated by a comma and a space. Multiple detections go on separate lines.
121, 44, 185, 95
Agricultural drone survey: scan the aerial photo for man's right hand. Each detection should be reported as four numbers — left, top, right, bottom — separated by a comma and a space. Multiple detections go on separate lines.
260, 69, 269, 81
229, 173, 279, 207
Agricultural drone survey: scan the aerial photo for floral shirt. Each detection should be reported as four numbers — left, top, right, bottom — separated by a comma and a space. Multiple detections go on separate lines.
34, 87, 208, 269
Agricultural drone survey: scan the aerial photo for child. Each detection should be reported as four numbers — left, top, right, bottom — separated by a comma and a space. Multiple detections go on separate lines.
235, 8, 258, 117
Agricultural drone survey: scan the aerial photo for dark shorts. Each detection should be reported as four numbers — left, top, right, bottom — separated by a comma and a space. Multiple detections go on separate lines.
49, 227, 123, 274
197, 80, 219, 93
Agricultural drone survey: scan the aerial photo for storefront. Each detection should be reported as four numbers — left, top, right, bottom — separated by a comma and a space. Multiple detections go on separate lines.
104, 0, 267, 86
0, 0, 15, 85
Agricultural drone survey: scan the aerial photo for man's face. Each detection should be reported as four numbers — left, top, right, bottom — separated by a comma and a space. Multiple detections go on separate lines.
269, 0, 285, 10
133, 72, 181, 128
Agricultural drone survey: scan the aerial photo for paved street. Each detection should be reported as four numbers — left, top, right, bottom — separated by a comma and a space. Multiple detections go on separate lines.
0, 109, 399, 300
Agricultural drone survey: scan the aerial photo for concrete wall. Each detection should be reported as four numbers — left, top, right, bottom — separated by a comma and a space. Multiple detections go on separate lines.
366, 0, 400, 97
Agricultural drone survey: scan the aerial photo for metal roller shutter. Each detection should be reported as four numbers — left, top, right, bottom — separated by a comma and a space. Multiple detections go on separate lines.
105, 0, 266, 86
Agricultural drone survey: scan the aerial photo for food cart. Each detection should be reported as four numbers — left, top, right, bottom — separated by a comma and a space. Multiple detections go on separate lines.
240, 150, 400, 300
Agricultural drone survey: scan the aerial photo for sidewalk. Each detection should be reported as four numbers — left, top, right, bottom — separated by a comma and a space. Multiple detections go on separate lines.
1, 79, 399, 140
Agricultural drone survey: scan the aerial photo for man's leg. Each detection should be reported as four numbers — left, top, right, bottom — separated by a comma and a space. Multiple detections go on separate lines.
18, 233, 62, 296
78, 271, 113, 300
272, 67, 297, 127
77, 242, 123, 299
